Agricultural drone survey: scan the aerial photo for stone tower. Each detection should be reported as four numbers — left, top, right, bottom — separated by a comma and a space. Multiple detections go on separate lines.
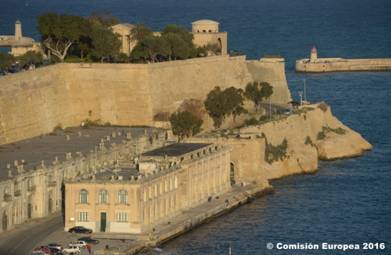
310, 46, 318, 62
15, 20, 22, 41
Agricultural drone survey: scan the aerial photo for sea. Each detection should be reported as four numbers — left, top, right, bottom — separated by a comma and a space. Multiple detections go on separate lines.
0, 0, 390, 254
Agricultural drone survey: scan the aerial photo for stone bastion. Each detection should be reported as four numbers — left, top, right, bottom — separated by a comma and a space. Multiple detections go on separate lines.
0, 55, 291, 145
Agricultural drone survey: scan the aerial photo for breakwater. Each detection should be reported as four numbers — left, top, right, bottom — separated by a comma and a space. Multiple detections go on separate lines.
295, 58, 391, 72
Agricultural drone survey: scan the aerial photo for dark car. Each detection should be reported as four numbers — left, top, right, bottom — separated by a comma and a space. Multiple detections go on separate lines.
68, 226, 92, 234
78, 236, 100, 244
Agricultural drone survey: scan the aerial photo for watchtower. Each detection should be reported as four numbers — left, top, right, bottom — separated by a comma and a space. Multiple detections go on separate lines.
191, 20, 227, 55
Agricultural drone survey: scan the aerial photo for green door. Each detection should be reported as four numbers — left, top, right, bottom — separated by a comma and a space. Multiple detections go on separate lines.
100, 212, 107, 232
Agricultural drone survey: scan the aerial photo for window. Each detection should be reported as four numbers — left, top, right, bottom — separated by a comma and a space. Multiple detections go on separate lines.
78, 212, 88, 222
116, 212, 128, 222
118, 190, 128, 204
98, 189, 108, 204
79, 189, 88, 204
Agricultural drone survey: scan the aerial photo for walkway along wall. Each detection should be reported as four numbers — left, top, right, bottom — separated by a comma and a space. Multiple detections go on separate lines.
0, 56, 291, 145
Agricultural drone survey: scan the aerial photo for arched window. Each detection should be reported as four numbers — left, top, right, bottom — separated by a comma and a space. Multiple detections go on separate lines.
99, 189, 108, 204
118, 190, 128, 204
79, 189, 88, 204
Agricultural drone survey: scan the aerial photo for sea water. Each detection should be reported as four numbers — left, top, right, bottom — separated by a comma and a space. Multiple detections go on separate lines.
0, 0, 390, 254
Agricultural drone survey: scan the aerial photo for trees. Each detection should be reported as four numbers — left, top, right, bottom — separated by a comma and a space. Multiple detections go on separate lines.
130, 24, 153, 41
244, 81, 274, 112
204, 86, 245, 128
130, 24, 204, 62
89, 24, 121, 62
18, 51, 43, 67
37, 13, 89, 62
170, 111, 203, 141
130, 35, 170, 63
0, 53, 15, 73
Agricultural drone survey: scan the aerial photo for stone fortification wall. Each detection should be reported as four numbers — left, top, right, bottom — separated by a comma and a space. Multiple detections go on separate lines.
296, 58, 391, 72
238, 104, 372, 181
246, 58, 292, 104
0, 56, 291, 145
0, 65, 73, 144
190, 104, 372, 185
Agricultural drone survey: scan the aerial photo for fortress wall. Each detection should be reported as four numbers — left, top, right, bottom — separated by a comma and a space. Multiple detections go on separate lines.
0, 65, 75, 144
147, 56, 254, 115
0, 55, 292, 144
191, 105, 372, 186
64, 63, 153, 126
246, 58, 292, 104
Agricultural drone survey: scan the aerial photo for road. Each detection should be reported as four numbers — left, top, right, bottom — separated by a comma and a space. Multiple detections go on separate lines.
0, 214, 63, 255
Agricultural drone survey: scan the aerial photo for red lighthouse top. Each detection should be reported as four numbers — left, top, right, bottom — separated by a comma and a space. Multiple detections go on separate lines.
311, 46, 317, 53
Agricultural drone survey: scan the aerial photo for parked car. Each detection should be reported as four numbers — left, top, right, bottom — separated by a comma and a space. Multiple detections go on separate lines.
48, 243, 63, 250
78, 236, 100, 244
62, 245, 80, 254
49, 247, 63, 255
69, 240, 87, 248
68, 226, 92, 234
31, 246, 51, 255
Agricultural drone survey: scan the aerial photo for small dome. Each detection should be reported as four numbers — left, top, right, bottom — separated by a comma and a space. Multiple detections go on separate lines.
192, 19, 219, 25
311, 46, 317, 53
15, 20, 21, 24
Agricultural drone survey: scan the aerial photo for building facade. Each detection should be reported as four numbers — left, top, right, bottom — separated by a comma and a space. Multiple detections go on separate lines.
0, 128, 166, 234
64, 143, 231, 234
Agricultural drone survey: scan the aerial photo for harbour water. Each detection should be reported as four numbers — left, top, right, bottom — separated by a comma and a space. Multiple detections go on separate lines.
1, 0, 390, 254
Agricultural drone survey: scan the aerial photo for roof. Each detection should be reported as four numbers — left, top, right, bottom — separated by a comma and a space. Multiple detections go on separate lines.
0, 126, 159, 181
142, 143, 210, 157
192, 19, 219, 25
111, 23, 135, 31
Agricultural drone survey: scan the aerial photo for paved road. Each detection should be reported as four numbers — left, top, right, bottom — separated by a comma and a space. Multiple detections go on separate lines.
0, 215, 63, 255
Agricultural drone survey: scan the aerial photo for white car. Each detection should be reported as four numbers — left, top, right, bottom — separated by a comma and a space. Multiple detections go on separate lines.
69, 240, 87, 248
62, 245, 80, 254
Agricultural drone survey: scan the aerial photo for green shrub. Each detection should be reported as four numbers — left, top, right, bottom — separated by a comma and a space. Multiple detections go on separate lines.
81, 119, 102, 128
244, 117, 259, 126
317, 126, 346, 140
265, 138, 288, 164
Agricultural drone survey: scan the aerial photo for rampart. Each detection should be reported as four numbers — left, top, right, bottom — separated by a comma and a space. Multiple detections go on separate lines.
296, 58, 391, 72
0, 55, 291, 145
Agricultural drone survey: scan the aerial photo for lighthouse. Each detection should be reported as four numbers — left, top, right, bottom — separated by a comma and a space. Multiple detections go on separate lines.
15, 20, 23, 41
310, 46, 318, 62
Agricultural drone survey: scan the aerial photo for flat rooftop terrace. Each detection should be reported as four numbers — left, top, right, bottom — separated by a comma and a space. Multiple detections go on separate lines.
142, 143, 210, 157
0, 126, 160, 181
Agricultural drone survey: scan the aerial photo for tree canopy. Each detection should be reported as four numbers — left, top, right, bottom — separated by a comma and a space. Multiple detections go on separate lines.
0, 53, 15, 73
37, 13, 90, 62
244, 81, 274, 112
130, 24, 205, 63
170, 111, 203, 141
89, 24, 121, 62
18, 51, 44, 67
204, 86, 245, 128
37, 12, 121, 62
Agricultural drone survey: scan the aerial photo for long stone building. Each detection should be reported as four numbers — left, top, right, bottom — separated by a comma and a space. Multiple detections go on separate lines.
0, 127, 167, 233
64, 143, 231, 234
